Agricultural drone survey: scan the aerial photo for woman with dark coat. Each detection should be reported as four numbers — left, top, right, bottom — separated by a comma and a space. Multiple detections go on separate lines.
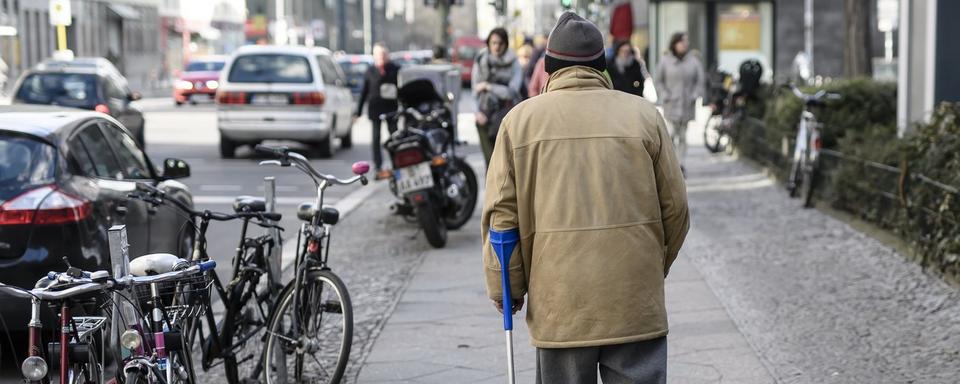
607, 40, 649, 98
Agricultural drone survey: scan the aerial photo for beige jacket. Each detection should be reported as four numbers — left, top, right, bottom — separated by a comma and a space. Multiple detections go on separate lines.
481, 66, 690, 348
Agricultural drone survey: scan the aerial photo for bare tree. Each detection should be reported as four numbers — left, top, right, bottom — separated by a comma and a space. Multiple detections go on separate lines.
844, 0, 874, 77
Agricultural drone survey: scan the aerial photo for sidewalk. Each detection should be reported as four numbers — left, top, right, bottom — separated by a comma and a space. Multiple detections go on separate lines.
354, 163, 774, 383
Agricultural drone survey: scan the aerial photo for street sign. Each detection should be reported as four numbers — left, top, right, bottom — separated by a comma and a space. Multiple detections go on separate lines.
49, 0, 71, 26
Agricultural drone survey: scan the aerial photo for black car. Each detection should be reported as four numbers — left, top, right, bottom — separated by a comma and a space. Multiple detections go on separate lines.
10, 58, 147, 147
0, 106, 193, 330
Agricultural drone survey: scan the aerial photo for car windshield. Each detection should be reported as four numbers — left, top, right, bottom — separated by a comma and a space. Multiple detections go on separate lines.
0, 135, 56, 202
14, 73, 98, 108
185, 61, 225, 72
227, 54, 313, 83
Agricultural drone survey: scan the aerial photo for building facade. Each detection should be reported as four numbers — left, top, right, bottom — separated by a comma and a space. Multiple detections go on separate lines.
0, 0, 165, 92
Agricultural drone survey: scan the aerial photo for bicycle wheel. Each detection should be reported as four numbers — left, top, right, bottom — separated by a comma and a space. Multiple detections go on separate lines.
702, 115, 725, 153
800, 157, 818, 208
263, 269, 353, 384
221, 277, 269, 384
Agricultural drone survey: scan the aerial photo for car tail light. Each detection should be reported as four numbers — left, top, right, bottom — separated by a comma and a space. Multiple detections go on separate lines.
0, 186, 92, 226
216, 91, 247, 104
291, 92, 325, 105
393, 149, 426, 168
95, 104, 110, 114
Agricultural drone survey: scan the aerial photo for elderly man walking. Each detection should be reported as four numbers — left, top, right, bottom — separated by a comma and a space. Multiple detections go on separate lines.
481, 12, 690, 384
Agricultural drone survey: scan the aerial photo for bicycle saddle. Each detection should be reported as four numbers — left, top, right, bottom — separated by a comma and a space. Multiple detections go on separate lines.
129, 253, 189, 276
297, 202, 340, 225
233, 195, 267, 213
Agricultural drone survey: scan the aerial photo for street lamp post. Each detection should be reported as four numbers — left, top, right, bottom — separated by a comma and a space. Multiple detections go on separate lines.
804, 0, 814, 77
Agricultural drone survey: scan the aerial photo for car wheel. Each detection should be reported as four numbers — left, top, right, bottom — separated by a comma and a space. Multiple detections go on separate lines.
220, 136, 237, 158
175, 100, 184, 106
340, 126, 353, 149
314, 131, 334, 158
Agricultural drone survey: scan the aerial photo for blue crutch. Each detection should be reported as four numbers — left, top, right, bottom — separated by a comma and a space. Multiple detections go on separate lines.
489, 228, 520, 384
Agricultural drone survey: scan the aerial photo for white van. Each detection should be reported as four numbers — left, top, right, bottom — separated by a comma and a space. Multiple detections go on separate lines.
216, 45, 354, 158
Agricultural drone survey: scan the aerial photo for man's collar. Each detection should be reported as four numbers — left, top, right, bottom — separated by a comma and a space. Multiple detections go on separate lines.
544, 66, 613, 93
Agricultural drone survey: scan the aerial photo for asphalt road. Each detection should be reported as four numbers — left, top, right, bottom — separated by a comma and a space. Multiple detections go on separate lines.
0, 92, 482, 381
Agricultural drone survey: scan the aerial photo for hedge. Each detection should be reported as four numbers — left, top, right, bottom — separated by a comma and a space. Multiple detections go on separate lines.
733, 78, 959, 284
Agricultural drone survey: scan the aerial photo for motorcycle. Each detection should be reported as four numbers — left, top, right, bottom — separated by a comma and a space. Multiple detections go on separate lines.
379, 71, 478, 248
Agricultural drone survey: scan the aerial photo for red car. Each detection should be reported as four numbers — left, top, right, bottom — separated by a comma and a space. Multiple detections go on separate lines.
452, 36, 485, 86
174, 56, 227, 105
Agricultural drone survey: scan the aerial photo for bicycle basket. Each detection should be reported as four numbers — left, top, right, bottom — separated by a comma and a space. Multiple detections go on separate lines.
132, 270, 213, 321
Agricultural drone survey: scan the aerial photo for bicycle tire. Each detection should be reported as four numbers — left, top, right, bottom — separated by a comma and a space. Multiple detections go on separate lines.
800, 159, 818, 208
787, 154, 804, 198
124, 369, 147, 384
263, 269, 353, 384
703, 115, 725, 153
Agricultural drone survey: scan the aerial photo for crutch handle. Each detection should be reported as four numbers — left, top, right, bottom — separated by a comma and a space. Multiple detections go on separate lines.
489, 227, 520, 331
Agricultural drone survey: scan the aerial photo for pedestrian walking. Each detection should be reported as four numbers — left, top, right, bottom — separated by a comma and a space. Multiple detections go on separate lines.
482, 12, 690, 384
607, 40, 650, 98
354, 43, 400, 174
473, 27, 523, 166
526, 55, 549, 98
655, 32, 705, 173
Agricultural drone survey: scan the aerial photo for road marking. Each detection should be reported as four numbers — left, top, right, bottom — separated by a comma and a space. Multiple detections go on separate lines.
199, 184, 243, 192
192, 195, 321, 205
280, 181, 387, 270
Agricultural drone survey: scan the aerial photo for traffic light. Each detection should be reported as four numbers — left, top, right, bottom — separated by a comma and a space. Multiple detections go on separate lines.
560, 0, 572, 9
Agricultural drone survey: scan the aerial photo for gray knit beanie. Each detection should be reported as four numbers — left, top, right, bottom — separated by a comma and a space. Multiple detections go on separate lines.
545, 12, 607, 74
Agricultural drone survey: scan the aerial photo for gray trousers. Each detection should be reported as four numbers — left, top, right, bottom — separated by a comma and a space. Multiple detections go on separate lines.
536, 337, 667, 384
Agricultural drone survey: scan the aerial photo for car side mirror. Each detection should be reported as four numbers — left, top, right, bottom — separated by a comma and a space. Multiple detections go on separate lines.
128, 92, 142, 101
162, 158, 190, 179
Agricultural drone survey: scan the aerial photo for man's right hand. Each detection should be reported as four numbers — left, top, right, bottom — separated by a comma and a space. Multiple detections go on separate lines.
475, 112, 488, 126
493, 297, 524, 315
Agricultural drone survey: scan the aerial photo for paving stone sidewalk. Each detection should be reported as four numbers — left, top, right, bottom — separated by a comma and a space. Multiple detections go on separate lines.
354, 163, 775, 384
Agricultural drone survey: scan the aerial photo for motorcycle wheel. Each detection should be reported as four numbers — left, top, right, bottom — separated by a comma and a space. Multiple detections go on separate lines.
443, 158, 479, 230
417, 199, 448, 248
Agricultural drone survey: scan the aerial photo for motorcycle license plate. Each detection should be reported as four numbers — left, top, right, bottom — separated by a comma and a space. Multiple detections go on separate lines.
395, 162, 434, 194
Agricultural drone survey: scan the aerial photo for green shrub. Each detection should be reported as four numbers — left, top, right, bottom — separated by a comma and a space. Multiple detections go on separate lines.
733, 78, 960, 283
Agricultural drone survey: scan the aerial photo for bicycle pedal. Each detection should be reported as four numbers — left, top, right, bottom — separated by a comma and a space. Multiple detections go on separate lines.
323, 300, 343, 314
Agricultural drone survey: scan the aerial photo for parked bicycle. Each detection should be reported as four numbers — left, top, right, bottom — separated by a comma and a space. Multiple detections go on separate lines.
0, 255, 215, 384
784, 84, 840, 207
129, 184, 285, 384
254, 144, 369, 384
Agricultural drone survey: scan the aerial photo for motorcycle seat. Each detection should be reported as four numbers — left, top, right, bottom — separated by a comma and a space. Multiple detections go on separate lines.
297, 202, 340, 225
233, 195, 267, 213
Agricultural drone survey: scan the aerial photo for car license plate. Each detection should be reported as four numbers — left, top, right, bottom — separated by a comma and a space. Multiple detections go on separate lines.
251, 94, 289, 105
395, 162, 434, 194
191, 94, 211, 102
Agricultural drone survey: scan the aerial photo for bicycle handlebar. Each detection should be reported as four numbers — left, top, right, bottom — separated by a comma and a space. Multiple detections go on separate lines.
129, 184, 282, 223
254, 145, 369, 187
0, 261, 216, 301
785, 84, 841, 103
